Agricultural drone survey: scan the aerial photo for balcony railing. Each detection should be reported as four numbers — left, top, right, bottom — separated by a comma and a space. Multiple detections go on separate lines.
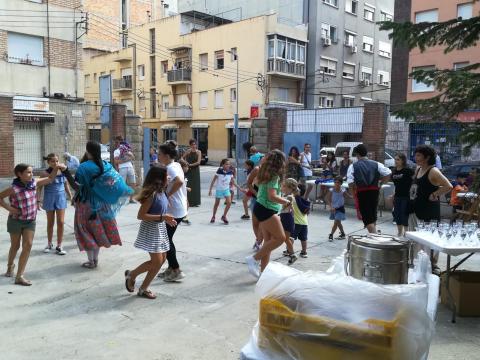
167, 106, 192, 119
267, 59, 305, 77
112, 76, 132, 90
7, 55, 45, 67
167, 69, 192, 83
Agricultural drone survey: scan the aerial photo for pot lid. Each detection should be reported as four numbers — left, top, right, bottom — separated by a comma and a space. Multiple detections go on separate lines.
349, 234, 408, 249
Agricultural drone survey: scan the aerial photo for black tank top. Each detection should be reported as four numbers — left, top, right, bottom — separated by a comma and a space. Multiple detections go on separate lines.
410, 167, 440, 221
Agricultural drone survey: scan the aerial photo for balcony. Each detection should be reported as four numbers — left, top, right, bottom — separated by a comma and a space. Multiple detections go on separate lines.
7, 55, 45, 67
167, 69, 192, 84
267, 59, 305, 79
112, 76, 132, 91
167, 106, 192, 120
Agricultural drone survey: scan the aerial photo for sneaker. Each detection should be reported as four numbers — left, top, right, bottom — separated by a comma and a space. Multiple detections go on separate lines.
44, 244, 53, 253
282, 250, 290, 256
55, 246, 67, 255
328, 234, 334, 242
163, 270, 185, 282
338, 233, 346, 240
300, 251, 308, 258
157, 268, 172, 279
245, 255, 260, 279
288, 254, 298, 265
210, 216, 215, 224
221, 215, 229, 225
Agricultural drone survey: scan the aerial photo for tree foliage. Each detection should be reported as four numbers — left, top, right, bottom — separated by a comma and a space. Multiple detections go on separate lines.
380, 15, 480, 154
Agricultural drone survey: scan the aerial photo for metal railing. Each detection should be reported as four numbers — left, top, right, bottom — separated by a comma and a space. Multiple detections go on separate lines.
7, 55, 45, 66
167, 69, 192, 83
267, 59, 305, 77
112, 76, 133, 90
167, 106, 192, 119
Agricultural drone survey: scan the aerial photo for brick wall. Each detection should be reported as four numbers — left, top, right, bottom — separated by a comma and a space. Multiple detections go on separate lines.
362, 102, 388, 162
0, 97, 14, 177
0, 30, 7, 58
111, 104, 127, 141
44, 38, 81, 70
265, 108, 287, 151
49, 0, 82, 8
125, 114, 143, 184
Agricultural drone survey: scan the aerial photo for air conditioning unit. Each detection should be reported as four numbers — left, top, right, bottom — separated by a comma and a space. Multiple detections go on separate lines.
351, 45, 358, 53
361, 79, 371, 87
322, 37, 332, 46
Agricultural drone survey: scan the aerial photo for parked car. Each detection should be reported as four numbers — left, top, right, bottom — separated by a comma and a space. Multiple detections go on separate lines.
384, 148, 416, 169
320, 147, 335, 158
442, 161, 480, 183
176, 145, 208, 165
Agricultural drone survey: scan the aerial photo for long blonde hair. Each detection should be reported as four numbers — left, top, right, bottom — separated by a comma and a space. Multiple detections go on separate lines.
257, 149, 286, 184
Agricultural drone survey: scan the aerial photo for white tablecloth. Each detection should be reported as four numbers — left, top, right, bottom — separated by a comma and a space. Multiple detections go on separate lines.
405, 231, 480, 256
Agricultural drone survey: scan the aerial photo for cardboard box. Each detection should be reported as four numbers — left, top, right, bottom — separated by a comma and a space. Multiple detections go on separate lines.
441, 271, 480, 317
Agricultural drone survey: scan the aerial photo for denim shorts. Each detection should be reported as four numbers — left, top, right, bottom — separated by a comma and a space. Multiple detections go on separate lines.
280, 213, 295, 234
215, 189, 231, 199
7, 217, 36, 234
292, 224, 308, 241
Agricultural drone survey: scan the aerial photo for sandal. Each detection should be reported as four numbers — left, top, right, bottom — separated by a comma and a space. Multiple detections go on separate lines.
81, 261, 96, 269
124, 270, 135, 293
241, 214, 250, 220
15, 276, 32, 286
5, 263, 15, 277
137, 288, 157, 299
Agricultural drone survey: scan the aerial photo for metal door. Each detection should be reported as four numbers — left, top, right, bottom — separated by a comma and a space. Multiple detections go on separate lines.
14, 123, 43, 169
283, 132, 320, 161
193, 127, 208, 159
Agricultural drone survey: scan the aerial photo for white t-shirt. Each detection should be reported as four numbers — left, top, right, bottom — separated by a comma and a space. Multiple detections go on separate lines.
215, 168, 234, 192
166, 161, 188, 218
300, 152, 313, 177
114, 149, 133, 169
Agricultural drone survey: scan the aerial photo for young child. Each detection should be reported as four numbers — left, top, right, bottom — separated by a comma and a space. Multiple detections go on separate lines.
124, 166, 177, 299
209, 159, 236, 224
39, 153, 72, 255
327, 176, 351, 241
292, 183, 311, 258
280, 178, 298, 265
241, 160, 255, 220
0, 162, 64, 286
179, 159, 192, 225
450, 173, 469, 220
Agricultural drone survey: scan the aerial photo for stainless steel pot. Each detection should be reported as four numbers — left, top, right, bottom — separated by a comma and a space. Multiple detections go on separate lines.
345, 234, 410, 284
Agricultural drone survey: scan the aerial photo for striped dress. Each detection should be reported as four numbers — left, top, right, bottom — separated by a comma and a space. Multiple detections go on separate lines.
134, 192, 170, 253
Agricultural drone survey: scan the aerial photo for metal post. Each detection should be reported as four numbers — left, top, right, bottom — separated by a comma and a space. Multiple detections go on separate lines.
234, 53, 240, 199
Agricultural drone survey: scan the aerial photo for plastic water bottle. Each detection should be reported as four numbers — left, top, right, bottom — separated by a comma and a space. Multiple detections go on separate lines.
414, 250, 431, 283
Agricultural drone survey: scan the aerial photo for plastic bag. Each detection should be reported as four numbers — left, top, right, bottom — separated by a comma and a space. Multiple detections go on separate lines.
241, 262, 435, 360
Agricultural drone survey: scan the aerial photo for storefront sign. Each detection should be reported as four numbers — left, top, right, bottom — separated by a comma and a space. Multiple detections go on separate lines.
13, 96, 49, 112
13, 114, 54, 123
250, 106, 259, 118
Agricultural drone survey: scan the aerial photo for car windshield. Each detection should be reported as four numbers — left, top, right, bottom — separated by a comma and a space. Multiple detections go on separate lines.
335, 147, 350, 157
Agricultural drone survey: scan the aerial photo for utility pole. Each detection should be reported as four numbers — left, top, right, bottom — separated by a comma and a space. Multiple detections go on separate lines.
228, 49, 240, 199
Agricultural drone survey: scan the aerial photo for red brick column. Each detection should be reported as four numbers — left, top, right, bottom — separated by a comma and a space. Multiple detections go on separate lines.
0, 97, 14, 176
265, 108, 287, 151
111, 104, 127, 140
362, 102, 388, 162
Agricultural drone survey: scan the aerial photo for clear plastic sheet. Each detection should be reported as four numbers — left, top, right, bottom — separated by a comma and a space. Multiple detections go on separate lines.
241, 262, 435, 360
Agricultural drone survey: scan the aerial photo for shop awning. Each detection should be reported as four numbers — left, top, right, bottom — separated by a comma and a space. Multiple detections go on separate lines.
190, 123, 209, 128
13, 110, 56, 123
225, 121, 251, 129
160, 124, 179, 129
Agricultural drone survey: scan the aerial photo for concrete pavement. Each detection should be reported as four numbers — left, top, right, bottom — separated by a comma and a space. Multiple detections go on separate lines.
1, 166, 480, 359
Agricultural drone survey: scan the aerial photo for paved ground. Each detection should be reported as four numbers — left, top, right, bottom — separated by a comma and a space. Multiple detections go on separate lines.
1, 166, 479, 360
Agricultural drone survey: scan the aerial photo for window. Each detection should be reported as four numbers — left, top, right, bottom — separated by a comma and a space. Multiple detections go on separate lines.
344, 31, 356, 46
361, 66, 372, 82
150, 89, 157, 118
230, 47, 237, 61
276, 38, 286, 58
342, 62, 355, 80
378, 41, 391, 58
199, 53, 208, 70
277, 88, 289, 102
7, 32, 44, 66
362, 36, 374, 52
323, 0, 338, 8
149, 28, 155, 53
454, 62, 469, 70
94, 73, 97, 83
215, 50, 224, 70
199, 91, 208, 109
287, 41, 296, 61
321, 23, 338, 43
377, 70, 390, 86
412, 66, 435, 92
163, 129, 177, 142
380, 11, 393, 22
364, 5, 375, 21
268, 37, 275, 58
415, 9, 438, 23
137, 65, 145, 80
345, 0, 358, 15
342, 96, 355, 107
230, 88, 237, 102
162, 95, 169, 111
214, 89, 224, 108
297, 44, 306, 63
150, 56, 156, 85
84, 74, 91, 88
319, 94, 335, 108
320, 57, 337, 76
458, 3, 473, 19
161, 60, 168, 76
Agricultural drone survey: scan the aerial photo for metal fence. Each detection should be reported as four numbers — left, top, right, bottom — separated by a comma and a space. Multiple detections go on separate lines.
286, 107, 364, 133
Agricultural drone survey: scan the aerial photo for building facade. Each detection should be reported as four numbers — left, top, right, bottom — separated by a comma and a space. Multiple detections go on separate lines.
84, 13, 307, 161
0, 0, 86, 176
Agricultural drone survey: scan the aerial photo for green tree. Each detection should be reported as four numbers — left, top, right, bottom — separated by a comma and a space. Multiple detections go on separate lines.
380, 14, 480, 155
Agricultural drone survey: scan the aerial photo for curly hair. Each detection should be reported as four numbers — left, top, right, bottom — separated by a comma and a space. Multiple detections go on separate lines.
257, 149, 286, 184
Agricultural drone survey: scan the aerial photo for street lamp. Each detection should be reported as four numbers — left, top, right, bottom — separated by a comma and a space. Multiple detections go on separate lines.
227, 50, 240, 199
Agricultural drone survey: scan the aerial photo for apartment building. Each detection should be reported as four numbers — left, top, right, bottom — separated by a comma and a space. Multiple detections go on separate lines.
0, 0, 85, 176
84, 12, 307, 161
390, 0, 479, 164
